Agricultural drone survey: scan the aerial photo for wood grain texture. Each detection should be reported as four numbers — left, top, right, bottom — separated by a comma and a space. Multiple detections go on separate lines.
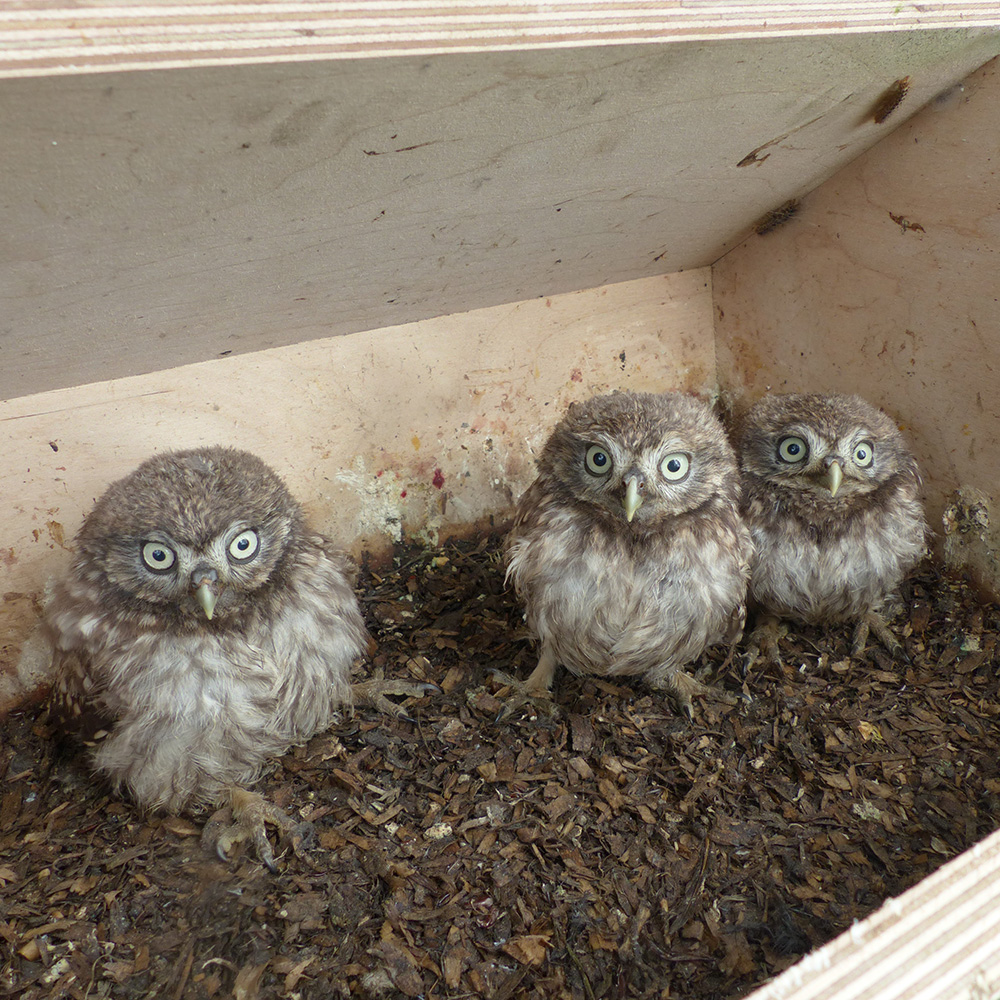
714, 56, 1000, 553
2, 3, 1000, 78
4, 31, 997, 401
0, 271, 714, 709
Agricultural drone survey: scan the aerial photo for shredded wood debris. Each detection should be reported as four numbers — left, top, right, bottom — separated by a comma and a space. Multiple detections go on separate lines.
1, 534, 998, 999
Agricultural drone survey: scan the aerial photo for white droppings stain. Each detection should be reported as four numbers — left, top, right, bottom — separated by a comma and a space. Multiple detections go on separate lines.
334, 456, 405, 542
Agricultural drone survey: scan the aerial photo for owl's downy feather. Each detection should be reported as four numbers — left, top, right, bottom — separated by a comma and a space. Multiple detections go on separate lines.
506, 391, 752, 700
738, 393, 927, 624
44, 447, 368, 814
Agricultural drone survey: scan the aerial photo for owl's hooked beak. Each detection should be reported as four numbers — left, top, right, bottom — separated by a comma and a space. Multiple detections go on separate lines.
191, 566, 219, 620
623, 474, 644, 523
821, 458, 844, 497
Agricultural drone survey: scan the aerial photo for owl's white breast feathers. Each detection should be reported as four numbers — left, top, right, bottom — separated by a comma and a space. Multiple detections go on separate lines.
508, 505, 750, 685
748, 487, 926, 622
46, 543, 366, 813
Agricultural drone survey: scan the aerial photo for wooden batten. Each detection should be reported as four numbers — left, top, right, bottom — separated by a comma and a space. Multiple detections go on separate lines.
4, 31, 997, 403
2, 3, 1000, 79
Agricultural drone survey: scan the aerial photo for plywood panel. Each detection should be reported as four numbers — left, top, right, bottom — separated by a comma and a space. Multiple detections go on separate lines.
3, 31, 998, 401
3, 3, 1000, 79
0, 269, 714, 710
714, 57, 1000, 565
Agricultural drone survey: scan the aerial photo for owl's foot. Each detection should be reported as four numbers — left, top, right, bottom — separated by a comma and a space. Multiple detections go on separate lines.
490, 645, 559, 721
488, 668, 557, 721
659, 670, 740, 719
852, 611, 909, 663
351, 677, 440, 721
742, 616, 787, 672
202, 787, 314, 873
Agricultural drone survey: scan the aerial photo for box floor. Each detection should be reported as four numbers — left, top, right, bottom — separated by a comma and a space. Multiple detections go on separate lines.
1, 533, 997, 1000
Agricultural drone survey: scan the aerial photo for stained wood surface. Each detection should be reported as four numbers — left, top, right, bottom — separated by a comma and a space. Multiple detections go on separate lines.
714, 56, 1000, 573
0, 271, 714, 707
4, 30, 997, 401
2, 3, 1000, 78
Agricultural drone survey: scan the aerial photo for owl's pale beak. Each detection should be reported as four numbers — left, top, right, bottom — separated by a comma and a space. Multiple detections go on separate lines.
191, 566, 219, 620
624, 475, 644, 522
822, 458, 844, 497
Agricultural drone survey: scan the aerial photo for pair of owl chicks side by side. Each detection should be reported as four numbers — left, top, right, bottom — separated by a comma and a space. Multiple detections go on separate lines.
506, 390, 927, 715
44, 447, 433, 871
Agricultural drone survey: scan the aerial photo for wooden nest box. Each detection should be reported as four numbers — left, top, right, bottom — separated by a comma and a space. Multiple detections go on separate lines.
2, 5, 1000, 997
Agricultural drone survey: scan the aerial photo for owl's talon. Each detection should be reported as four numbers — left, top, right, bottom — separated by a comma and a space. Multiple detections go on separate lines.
852, 611, 907, 663
351, 678, 438, 720
202, 787, 301, 872
659, 670, 737, 718
743, 616, 785, 672
488, 669, 556, 721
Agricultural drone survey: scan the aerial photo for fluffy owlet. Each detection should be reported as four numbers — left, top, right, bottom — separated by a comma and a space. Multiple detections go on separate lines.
737, 393, 927, 662
505, 390, 753, 715
43, 447, 428, 868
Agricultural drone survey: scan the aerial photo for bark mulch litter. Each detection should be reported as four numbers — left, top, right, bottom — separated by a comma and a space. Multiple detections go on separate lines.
1, 533, 998, 999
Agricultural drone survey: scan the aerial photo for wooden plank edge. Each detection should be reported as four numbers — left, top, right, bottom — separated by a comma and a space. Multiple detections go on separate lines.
1, 2, 1000, 78
745, 826, 1000, 1000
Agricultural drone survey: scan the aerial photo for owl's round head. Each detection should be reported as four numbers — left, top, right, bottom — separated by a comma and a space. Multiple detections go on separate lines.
537, 390, 739, 528
76, 447, 304, 622
738, 393, 917, 500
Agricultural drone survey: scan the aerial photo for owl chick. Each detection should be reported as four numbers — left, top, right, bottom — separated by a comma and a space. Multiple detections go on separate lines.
44, 447, 428, 869
505, 390, 753, 715
738, 393, 927, 663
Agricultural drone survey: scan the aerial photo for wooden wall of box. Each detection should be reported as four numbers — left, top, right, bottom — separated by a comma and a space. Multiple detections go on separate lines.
714, 55, 1000, 591
3, 13, 1000, 706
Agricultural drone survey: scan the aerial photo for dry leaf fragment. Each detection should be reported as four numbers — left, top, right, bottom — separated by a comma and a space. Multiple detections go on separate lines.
162, 816, 201, 837
280, 956, 315, 993
501, 934, 551, 966
233, 961, 269, 1000
373, 939, 424, 997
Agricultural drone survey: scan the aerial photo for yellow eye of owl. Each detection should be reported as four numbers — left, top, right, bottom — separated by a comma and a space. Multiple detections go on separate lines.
141, 541, 176, 572
585, 445, 612, 476
659, 453, 690, 481
853, 441, 874, 467
778, 436, 808, 463
228, 529, 260, 562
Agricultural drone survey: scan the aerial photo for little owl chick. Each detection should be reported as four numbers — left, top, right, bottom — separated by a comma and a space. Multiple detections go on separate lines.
738, 393, 927, 663
44, 447, 423, 869
505, 390, 753, 715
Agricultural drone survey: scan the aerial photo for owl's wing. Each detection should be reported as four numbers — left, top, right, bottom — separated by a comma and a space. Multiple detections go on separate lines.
309, 533, 360, 588
506, 479, 551, 542
44, 645, 116, 748
722, 600, 748, 646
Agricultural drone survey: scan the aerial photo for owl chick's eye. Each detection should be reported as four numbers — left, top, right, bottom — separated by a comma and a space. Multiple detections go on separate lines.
659, 453, 691, 481
853, 441, 875, 467
777, 436, 809, 463
228, 529, 260, 563
141, 541, 176, 573
585, 445, 612, 476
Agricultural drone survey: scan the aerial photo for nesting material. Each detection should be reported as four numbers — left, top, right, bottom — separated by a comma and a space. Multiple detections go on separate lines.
1, 534, 997, 999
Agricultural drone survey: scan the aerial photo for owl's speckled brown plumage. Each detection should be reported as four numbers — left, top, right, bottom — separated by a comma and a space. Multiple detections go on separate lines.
44, 447, 368, 858
506, 390, 753, 714
738, 393, 927, 658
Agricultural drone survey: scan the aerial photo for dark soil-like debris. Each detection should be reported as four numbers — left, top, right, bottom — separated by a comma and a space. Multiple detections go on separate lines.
2, 534, 999, 999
